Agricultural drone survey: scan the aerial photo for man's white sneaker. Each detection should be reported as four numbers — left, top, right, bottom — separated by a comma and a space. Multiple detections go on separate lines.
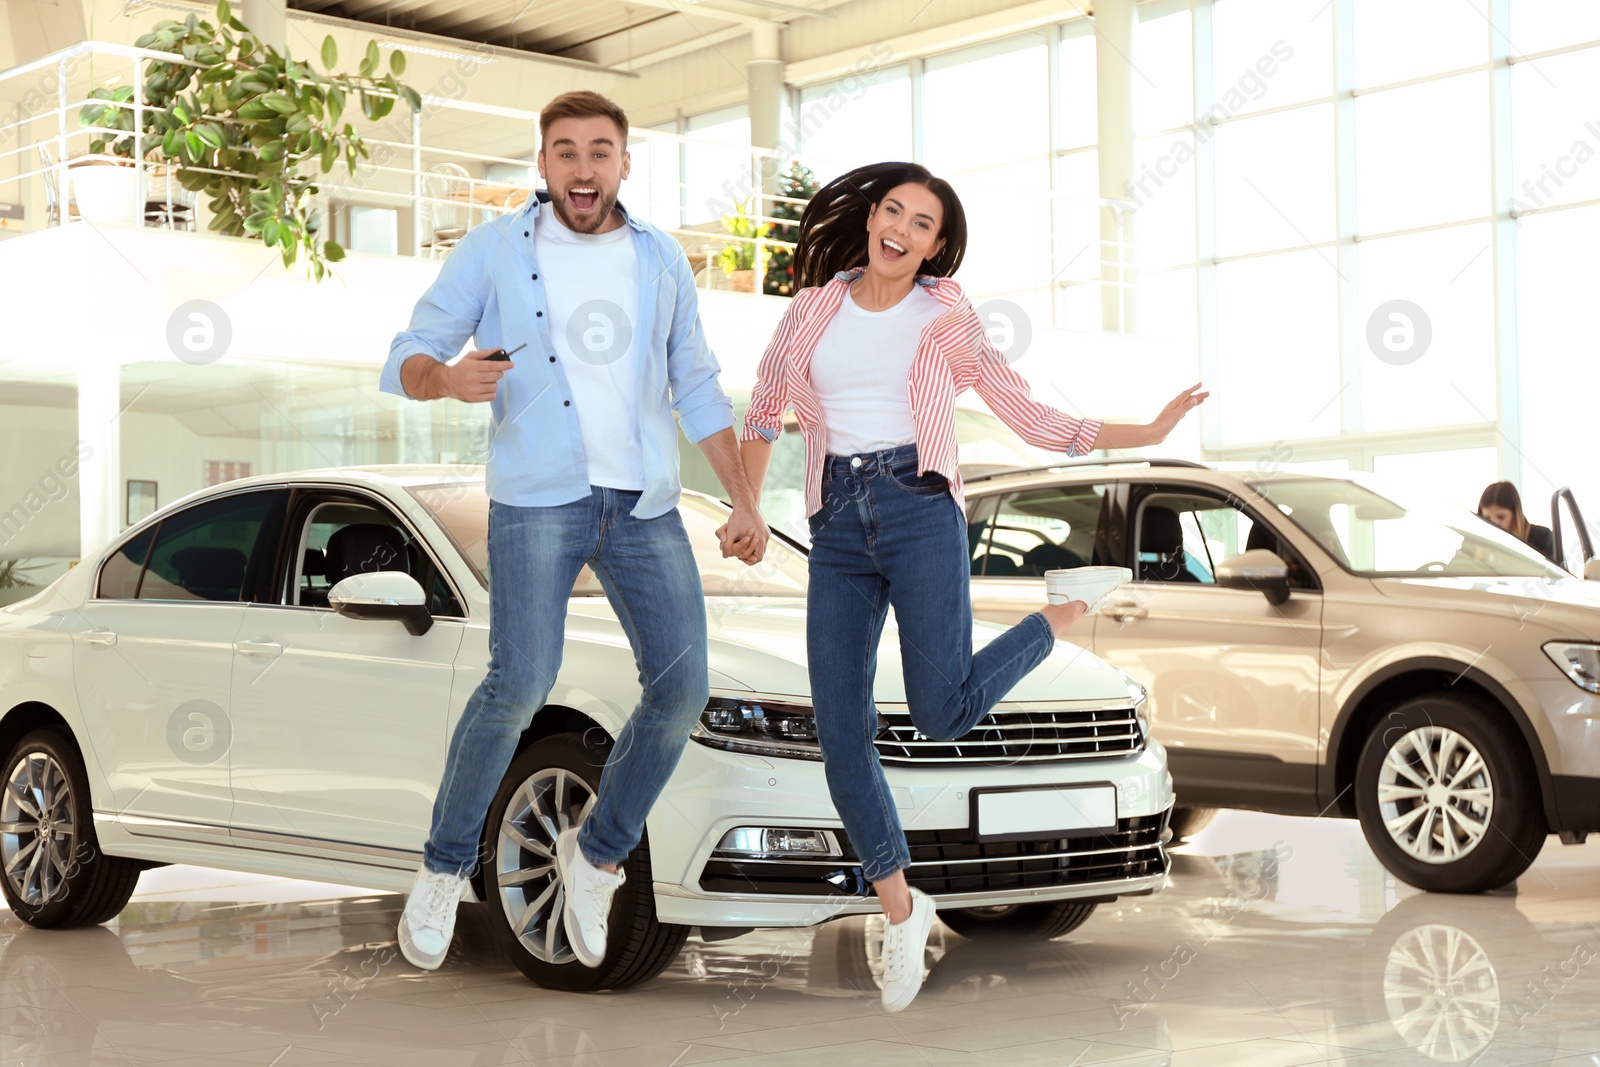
555, 826, 624, 968
397, 863, 468, 970
880, 887, 935, 1013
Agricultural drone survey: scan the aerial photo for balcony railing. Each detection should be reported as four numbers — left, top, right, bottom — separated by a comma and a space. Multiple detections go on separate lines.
0, 41, 1134, 318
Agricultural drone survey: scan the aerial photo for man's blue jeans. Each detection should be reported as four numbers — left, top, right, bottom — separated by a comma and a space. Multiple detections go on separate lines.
806, 444, 1057, 884
422, 487, 710, 875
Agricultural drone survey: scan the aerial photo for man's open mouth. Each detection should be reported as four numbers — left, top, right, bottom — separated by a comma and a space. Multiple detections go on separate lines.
570, 186, 599, 211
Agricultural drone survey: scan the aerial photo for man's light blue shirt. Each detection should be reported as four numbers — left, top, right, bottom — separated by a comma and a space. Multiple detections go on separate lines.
380, 191, 734, 519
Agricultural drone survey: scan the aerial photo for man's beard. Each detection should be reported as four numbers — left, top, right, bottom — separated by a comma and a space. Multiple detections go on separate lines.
552, 186, 617, 233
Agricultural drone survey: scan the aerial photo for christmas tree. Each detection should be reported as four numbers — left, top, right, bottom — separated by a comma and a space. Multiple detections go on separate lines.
763, 160, 820, 297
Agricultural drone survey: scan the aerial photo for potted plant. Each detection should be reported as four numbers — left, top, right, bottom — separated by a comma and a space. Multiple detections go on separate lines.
0, 559, 49, 607
715, 197, 768, 293
66, 150, 141, 225
78, 0, 423, 280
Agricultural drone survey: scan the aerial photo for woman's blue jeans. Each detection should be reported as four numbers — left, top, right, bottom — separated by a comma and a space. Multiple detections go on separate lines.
806, 444, 1057, 884
422, 487, 710, 876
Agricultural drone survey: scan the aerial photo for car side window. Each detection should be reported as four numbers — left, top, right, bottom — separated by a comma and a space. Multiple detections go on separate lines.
979, 484, 1109, 577
293, 500, 463, 617
135, 491, 285, 602
1136, 492, 1314, 589
967, 495, 998, 576
97, 526, 157, 599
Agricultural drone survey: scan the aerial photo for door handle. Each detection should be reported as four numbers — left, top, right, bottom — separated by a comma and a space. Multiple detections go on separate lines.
1102, 600, 1148, 621
233, 639, 282, 658
81, 627, 117, 646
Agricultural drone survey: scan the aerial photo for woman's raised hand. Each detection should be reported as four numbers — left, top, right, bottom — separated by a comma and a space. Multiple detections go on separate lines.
1147, 383, 1209, 444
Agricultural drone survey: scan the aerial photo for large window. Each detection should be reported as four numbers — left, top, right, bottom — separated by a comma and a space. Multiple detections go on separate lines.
796, 65, 911, 186
1355, 73, 1491, 234
1352, 0, 1487, 87
1215, 249, 1341, 444
1214, 104, 1334, 257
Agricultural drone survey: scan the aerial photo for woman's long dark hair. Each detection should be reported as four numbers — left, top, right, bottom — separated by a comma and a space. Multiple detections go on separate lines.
1478, 481, 1532, 541
791, 162, 968, 291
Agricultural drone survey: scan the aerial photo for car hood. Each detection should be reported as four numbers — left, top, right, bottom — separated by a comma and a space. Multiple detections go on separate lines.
566, 597, 1131, 703
1372, 575, 1600, 635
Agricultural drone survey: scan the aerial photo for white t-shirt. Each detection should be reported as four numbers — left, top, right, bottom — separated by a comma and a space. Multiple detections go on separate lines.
536, 206, 644, 490
808, 283, 946, 456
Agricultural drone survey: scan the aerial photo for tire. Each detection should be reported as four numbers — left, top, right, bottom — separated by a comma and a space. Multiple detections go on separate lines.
1354, 694, 1546, 894
939, 900, 1097, 941
481, 733, 689, 991
0, 728, 141, 928
1167, 806, 1217, 842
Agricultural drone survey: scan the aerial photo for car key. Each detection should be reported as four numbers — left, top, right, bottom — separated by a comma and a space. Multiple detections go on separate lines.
485, 342, 526, 362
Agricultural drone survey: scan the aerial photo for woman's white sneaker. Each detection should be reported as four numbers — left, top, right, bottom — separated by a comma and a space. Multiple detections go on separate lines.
880, 887, 935, 1013
556, 826, 624, 968
397, 863, 468, 970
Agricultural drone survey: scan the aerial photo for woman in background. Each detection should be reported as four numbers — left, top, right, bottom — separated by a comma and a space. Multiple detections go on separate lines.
1478, 481, 1556, 563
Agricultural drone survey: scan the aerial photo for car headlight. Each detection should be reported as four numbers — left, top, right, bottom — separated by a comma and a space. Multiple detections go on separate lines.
1544, 642, 1600, 694
1115, 667, 1151, 741
691, 695, 822, 761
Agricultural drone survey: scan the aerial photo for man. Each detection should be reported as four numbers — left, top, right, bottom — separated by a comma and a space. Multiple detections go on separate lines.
380, 89, 769, 971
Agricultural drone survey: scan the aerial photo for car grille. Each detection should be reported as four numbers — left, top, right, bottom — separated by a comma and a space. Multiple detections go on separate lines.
698, 812, 1169, 897
873, 702, 1143, 765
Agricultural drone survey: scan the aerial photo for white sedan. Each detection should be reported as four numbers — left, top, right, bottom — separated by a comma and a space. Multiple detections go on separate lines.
0, 465, 1173, 991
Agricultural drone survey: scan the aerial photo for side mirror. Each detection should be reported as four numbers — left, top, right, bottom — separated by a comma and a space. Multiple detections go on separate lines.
1216, 549, 1291, 606
328, 571, 433, 636
1585, 558, 1600, 582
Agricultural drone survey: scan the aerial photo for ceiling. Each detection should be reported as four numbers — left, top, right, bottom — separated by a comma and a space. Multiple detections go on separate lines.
284, 0, 822, 62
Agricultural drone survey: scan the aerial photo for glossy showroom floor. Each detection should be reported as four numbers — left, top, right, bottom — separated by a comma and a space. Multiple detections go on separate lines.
4, 812, 1600, 1067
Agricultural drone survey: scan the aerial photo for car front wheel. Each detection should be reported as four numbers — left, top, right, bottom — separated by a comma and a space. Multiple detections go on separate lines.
1354, 694, 1546, 893
481, 733, 688, 991
0, 728, 141, 927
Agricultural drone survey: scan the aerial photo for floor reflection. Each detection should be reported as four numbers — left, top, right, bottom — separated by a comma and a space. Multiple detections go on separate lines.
0, 811, 1596, 1065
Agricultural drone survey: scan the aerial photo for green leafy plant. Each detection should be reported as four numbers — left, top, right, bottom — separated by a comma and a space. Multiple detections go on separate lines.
763, 160, 819, 297
0, 559, 48, 591
715, 197, 769, 276
78, 0, 423, 280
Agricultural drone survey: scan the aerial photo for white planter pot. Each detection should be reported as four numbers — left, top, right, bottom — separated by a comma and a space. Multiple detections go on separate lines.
69, 164, 140, 225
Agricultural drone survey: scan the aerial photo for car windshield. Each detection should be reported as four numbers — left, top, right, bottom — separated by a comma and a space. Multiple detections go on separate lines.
1248, 476, 1567, 579
405, 481, 810, 596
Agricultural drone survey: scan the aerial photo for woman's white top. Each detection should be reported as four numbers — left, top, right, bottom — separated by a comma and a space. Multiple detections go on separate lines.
806, 283, 946, 457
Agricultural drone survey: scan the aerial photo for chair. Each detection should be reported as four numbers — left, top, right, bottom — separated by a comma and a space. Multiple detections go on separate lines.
37, 146, 77, 226
420, 162, 472, 258
169, 546, 248, 601
323, 523, 412, 589
142, 157, 196, 231
1138, 506, 1202, 583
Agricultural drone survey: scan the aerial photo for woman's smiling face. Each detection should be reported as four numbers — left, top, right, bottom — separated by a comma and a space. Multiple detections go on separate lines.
864, 182, 946, 277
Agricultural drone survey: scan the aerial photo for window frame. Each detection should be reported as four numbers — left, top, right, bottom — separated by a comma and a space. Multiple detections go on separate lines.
273, 485, 469, 621
91, 485, 290, 604
1127, 482, 1322, 593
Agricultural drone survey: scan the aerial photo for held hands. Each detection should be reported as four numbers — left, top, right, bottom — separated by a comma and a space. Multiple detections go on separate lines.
715, 504, 770, 567
1145, 382, 1210, 445
446, 348, 514, 403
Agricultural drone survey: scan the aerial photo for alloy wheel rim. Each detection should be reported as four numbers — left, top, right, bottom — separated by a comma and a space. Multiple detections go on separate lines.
1, 751, 76, 907
1377, 726, 1493, 864
495, 767, 595, 965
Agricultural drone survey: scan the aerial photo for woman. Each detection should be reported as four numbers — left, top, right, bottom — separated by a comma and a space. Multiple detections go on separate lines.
1478, 481, 1557, 563
728, 162, 1206, 1013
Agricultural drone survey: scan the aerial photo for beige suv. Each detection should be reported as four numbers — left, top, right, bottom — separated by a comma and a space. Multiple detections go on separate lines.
964, 459, 1600, 894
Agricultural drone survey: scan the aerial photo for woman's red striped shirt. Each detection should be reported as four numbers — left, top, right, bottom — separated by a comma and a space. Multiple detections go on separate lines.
741, 267, 1103, 518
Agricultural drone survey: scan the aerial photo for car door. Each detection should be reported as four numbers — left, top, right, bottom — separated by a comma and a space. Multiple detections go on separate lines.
1551, 487, 1596, 577
967, 481, 1118, 628
1094, 485, 1326, 814
226, 487, 466, 856
72, 487, 288, 834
